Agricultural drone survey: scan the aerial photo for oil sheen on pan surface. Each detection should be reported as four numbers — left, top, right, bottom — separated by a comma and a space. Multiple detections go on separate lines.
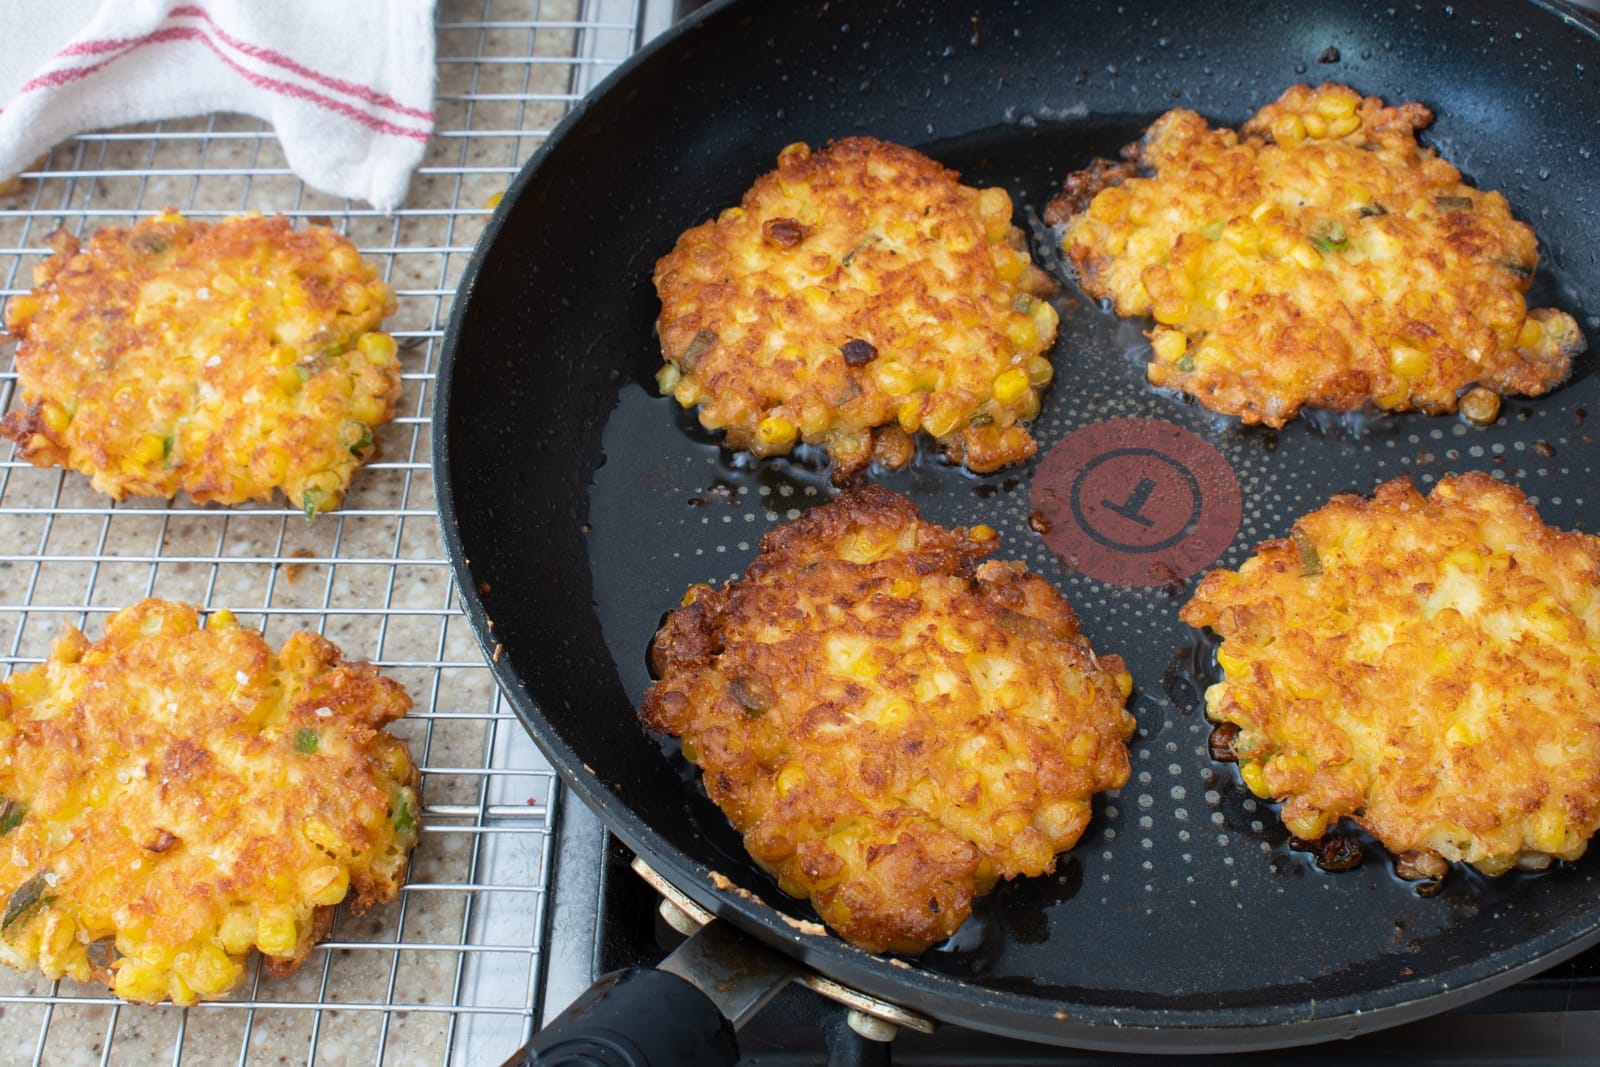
437, 0, 1600, 1049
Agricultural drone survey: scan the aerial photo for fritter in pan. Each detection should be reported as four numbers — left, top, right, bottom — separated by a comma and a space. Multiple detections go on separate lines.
654, 137, 1060, 482
0, 599, 419, 1004
1, 211, 401, 516
1182, 473, 1600, 885
1049, 83, 1585, 427
642, 486, 1134, 953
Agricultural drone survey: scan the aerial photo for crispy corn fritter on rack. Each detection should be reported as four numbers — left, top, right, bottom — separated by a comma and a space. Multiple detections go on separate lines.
0, 211, 401, 516
643, 487, 1135, 953
654, 138, 1061, 482
1050, 83, 1586, 427
0, 599, 420, 1004
1182, 473, 1600, 883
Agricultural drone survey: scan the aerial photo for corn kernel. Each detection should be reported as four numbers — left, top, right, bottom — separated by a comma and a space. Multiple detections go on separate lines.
182, 943, 240, 997
1517, 318, 1546, 349
1389, 345, 1430, 378
777, 763, 806, 796
132, 433, 166, 465
299, 864, 350, 907
968, 524, 997, 543
1328, 114, 1362, 138
875, 361, 916, 396
754, 415, 797, 451
41, 401, 70, 434
256, 909, 298, 957
922, 403, 962, 439
1316, 89, 1360, 119
992, 368, 1030, 405
1284, 810, 1331, 839
1271, 114, 1306, 144
359, 332, 398, 366
1150, 329, 1188, 364
1026, 356, 1054, 386
1288, 242, 1323, 270
1240, 760, 1270, 797
217, 909, 256, 955
1004, 315, 1038, 350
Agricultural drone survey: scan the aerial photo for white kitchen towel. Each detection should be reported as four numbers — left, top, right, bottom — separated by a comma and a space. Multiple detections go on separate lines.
0, 1, 437, 211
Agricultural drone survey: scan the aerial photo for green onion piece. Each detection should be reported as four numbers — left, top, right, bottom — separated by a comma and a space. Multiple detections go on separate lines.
347, 423, 373, 456
302, 487, 331, 521
393, 795, 417, 834
1012, 293, 1034, 313
1495, 259, 1534, 279
3, 873, 51, 931
1292, 528, 1322, 576
1435, 195, 1474, 212
1311, 222, 1348, 254
0, 798, 25, 836
680, 329, 716, 371
1200, 220, 1226, 240
842, 234, 878, 266
160, 435, 174, 460
294, 727, 320, 754
1176, 354, 1196, 373
1358, 203, 1389, 218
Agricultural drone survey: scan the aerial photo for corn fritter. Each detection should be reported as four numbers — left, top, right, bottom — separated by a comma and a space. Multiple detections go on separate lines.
654, 138, 1060, 482
642, 487, 1135, 953
1051, 83, 1585, 427
1182, 473, 1600, 881
0, 599, 420, 1004
0, 211, 401, 515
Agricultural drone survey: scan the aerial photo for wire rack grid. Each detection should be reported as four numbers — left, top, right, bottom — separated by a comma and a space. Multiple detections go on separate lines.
0, 3, 643, 1064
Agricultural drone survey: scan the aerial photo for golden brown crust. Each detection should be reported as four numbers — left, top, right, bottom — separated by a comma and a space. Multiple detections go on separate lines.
0, 599, 420, 1004
643, 486, 1135, 953
1053, 83, 1585, 427
1181, 473, 1600, 879
654, 138, 1060, 482
0, 211, 401, 514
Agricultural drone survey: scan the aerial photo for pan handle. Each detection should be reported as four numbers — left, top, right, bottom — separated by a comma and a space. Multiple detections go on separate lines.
500, 920, 798, 1066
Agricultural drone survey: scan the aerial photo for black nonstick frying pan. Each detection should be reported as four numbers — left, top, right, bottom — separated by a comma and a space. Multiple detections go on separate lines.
435, 0, 1600, 1055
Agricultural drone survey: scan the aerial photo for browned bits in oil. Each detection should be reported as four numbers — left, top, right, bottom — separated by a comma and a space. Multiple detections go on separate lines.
762, 217, 808, 248
1319, 46, 1341, 63
1458, 386, 1501, 426
841, 338, 879, 367
1208, 722, 1241, 762
1027, 510, 1051, 534
1299, 834, 1365, 871
1534, 439, 1556, 458
1395, 849, 1449, 893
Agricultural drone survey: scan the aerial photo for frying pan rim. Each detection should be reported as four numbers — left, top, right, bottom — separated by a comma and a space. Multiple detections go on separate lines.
432, 0, 1600, 1051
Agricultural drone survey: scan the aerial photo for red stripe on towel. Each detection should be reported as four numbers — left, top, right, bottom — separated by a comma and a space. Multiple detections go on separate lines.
21, 27, 430, 142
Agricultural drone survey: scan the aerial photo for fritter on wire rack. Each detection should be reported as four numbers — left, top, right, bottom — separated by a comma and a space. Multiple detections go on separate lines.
0, 210, 401, 516
1182, 473, 1600, 886
654, 137, 1060, 482
1050, 83, 1585, 428
642, 486, 1134, 953
0, 599, 420, 1004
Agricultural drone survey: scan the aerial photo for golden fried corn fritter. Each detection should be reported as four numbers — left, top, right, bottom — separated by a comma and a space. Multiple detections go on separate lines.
0, 599, 419, 1004
1182, 473, 1600, 882
642, 486, 1134, 953
1051, 83, 1586, 427
654, 137, 1060, 482
1, 211, 401, 516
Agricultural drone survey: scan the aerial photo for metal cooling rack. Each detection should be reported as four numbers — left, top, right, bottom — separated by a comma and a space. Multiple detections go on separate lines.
0, 3, 646, 1063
